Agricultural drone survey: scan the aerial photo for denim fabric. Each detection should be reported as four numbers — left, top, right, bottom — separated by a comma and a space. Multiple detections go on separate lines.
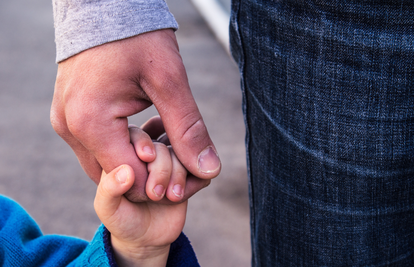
230, 1, 414, 266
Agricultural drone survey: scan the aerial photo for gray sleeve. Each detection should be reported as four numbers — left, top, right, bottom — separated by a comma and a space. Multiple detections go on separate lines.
53, 0, 178, 63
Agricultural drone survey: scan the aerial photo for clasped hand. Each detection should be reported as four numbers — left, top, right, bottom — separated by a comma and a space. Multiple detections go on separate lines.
94, 117, 189, 267
51, 29, 221, 204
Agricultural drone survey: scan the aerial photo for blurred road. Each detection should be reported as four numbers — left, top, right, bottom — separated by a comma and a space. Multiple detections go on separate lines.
0, 0, 250, 266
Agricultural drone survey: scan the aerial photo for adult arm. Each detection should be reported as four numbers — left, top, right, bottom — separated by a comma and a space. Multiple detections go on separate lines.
51, 0, 221, 202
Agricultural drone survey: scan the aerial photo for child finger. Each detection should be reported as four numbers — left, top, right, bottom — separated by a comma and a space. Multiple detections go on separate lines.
128, 125, 156, 163
146, 142, 172, 201
94, 165, 135, 222
166, 148, 187, 202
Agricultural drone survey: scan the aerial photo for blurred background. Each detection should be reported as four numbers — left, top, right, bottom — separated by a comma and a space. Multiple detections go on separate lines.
0, 0, 250, 266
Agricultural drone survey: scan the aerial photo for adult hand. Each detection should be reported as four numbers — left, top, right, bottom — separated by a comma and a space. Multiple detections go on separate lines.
50, 29, 221, 202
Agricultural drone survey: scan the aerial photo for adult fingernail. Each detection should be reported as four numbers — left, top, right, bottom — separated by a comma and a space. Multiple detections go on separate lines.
153, 185, 165, 198
173, 184, 183, 198
198, 146, 221, 174
116, 166, 128, 183
143, 146, 154, 155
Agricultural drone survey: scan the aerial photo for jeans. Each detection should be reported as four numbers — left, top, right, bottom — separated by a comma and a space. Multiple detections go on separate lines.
230, 1, 414, 266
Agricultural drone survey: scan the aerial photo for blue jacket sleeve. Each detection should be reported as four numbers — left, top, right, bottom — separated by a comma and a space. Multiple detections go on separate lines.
0, 195, 90, 266
0, 195, 199, 266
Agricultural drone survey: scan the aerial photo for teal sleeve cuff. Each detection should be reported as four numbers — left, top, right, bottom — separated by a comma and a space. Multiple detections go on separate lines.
70, 224, 113, 267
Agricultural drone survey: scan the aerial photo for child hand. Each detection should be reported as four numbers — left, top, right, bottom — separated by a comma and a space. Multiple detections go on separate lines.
94, 116, 193, 267
128, 116, 211, 203
94, 164, 187, 267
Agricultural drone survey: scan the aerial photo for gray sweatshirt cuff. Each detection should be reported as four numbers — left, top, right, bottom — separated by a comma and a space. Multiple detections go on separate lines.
53, 0, 178, 63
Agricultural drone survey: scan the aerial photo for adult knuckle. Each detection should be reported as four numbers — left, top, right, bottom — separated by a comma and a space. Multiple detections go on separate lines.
143, 62, 185, 97
66, 110, 90, 137
50, 106, 70, 138
50, 110, 64, 133
66, 101, 105, 139
179, 116, 208, 144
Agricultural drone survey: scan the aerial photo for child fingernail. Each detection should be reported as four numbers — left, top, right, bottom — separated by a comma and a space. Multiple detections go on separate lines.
198, 146, 221, 174
173, 184, 183, 198
143, 146, 154, 155
153, 185, 165, 198
116, 166, 128, 183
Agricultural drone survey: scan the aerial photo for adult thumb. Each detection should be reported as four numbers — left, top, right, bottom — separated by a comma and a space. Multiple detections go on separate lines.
151, 59, 221, 180
94, 165, 135, 220
149, 79, 221, 180
162, 109, 221, 180
138, 29, 221, 180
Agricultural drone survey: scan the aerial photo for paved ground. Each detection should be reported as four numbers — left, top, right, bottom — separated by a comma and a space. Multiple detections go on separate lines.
0, 0, 251, 266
